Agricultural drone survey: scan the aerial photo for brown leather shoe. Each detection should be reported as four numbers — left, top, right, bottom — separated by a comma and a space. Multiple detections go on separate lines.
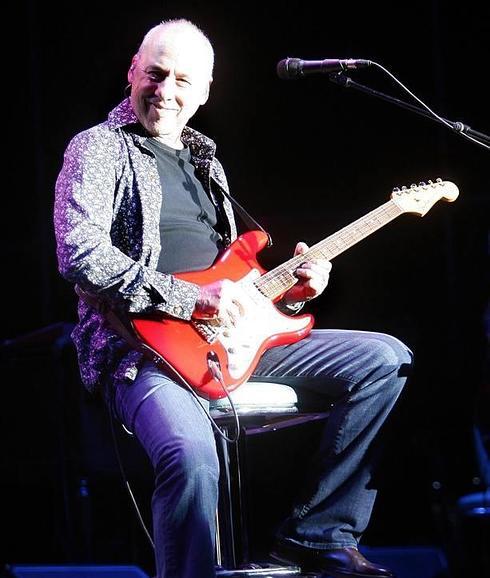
270, 539, 395, 577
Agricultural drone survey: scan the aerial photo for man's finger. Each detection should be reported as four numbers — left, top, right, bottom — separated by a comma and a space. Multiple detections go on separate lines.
294, 241, 309, 256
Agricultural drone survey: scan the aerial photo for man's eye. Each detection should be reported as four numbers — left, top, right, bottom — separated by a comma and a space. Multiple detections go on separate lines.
177, 78, 191, 86
147, 72, 161, 82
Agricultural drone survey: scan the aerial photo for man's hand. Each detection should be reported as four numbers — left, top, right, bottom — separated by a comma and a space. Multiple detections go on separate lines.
283, 242, 332, 305
192, 279, 247, 327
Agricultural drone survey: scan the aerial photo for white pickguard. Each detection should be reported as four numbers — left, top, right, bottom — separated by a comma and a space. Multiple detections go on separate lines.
194, 270, 311, 380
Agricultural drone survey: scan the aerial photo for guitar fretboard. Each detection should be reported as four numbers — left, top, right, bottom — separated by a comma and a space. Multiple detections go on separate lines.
255, 199, 402, 300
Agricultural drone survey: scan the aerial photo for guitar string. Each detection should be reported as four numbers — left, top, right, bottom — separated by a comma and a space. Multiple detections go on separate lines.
255, 201, 402, 299
256, 202, 397, 289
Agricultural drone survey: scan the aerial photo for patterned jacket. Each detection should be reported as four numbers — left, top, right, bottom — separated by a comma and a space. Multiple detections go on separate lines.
54, 99, 237, 393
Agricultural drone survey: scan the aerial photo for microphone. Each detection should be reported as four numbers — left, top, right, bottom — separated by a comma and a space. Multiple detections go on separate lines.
277, 57, 372, 79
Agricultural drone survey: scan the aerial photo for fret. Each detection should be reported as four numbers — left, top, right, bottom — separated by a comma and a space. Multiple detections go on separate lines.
256, 200, 403, 300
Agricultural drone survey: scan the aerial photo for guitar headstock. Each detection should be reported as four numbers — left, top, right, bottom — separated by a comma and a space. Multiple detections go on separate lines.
390, 178, 459, 216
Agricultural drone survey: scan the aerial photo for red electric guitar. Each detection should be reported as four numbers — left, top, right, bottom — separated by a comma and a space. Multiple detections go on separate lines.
131, 179, 459, 399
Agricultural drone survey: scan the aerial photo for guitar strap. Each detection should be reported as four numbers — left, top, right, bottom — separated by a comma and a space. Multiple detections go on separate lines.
75, 285, 145, 353
211, 177, 273, 247
75, 180, 271, 349
76, 182, 271, 341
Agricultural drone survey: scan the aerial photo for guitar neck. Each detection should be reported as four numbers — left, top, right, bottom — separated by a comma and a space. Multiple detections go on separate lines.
255, 199, 403, 300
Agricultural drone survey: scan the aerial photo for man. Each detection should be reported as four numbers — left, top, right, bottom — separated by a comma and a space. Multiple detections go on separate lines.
54, 18, 413, 578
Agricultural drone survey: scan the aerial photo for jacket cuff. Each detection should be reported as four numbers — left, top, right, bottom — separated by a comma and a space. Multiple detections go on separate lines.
149, 272, 200, 320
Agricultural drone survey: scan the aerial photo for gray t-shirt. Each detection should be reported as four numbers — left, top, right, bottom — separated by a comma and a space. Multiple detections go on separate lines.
146, 138, 223, 274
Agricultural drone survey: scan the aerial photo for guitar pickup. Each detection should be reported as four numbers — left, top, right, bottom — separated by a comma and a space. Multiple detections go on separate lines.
192, 320, 219, 343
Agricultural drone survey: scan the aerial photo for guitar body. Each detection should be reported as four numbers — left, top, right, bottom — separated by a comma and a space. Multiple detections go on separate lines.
130, 179, 459, 400
131, 231, 314, 400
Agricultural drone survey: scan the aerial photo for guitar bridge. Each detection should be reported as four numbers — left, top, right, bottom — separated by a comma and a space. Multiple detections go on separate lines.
192, 320, 220, 344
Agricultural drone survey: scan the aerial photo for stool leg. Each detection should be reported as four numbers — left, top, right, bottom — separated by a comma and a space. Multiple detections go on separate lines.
216, 424, 244, 568
216, 505, 222, 567
215, 423, 302, 577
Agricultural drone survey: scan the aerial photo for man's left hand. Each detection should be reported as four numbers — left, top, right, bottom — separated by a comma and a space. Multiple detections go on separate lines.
282, 242, 332, 305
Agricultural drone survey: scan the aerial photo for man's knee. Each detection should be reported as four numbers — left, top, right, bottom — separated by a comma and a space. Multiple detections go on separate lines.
371, 333, 413, 377
361, 333, 413, 401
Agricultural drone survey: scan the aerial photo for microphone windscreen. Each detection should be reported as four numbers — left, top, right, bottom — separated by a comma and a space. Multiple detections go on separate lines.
276, 58, 301, 79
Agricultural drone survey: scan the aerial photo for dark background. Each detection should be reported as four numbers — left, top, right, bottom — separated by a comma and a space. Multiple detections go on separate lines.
2, 0, 488, 575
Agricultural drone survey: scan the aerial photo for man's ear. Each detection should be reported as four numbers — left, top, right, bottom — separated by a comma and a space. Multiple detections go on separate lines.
200, 79, 212, 105
128, 55, 138, 83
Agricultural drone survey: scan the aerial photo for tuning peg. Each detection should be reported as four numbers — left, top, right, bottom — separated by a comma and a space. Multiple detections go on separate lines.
392, 186, 400, 194
410, 183, 417, 189
436, 177, 442, 184
418, 181, 426, 187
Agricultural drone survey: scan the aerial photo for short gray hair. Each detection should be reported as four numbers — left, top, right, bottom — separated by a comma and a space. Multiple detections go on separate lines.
138, 19, 214, 77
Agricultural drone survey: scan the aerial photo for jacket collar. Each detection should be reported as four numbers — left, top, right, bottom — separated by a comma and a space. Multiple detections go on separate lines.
107, 98, 216, 161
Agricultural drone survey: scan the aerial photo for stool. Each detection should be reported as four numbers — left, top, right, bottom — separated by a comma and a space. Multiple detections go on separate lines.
210, 381, 329, 577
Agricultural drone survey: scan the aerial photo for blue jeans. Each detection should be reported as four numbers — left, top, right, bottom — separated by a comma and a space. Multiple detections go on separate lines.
113, 329, 413, 578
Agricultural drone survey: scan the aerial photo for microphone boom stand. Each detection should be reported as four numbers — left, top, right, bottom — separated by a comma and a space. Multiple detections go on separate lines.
329, 72, 490, 147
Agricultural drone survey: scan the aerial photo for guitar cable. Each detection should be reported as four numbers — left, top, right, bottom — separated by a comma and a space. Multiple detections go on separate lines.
106, 397, 156, 551
76, 289, 242, 550
152, 348, 242, 445
106, 351, 242, 552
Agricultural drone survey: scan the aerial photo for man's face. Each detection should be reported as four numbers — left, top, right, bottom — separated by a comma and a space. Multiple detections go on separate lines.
128, 31, 211, 146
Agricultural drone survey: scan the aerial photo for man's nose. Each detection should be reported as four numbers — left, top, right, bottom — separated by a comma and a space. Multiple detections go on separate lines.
156, 76, 176, 101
